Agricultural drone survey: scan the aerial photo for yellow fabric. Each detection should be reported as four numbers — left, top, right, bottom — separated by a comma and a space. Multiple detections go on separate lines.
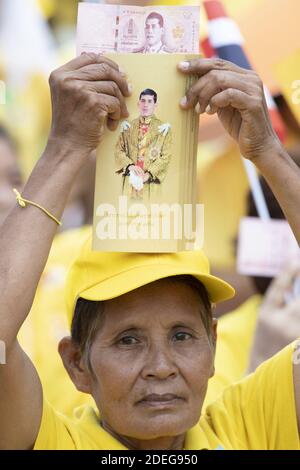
65, 235, 235, 328
34, 342, 300, 450
205, 295, 261, 406
18, 226, 94, 416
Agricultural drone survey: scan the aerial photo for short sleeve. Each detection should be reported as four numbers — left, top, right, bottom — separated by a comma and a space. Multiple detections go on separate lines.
203, 341, 300, 450
34, 396, 76, 450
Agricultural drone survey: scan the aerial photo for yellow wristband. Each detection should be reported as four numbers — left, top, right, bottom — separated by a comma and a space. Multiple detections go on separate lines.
13, 189, 62, 226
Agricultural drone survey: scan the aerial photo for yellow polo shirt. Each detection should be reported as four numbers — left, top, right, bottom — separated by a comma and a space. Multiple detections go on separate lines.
205, 295, 261, 406
34, 341, 300, 450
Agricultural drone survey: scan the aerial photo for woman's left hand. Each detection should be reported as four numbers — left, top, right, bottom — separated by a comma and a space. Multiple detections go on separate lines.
178, 58, 281, 162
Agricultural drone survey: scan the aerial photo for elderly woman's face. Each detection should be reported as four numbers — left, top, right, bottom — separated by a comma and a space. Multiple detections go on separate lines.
88, 279, 216, 444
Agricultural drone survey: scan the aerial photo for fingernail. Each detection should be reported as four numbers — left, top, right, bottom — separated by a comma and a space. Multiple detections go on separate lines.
180, 96, 187, 107
206, 104, 213, 114
195, 103, 201, 114
179, 61, 190, 71
119, 66, 126, 75
127, 83, 133, 94
87, 52, 97, 59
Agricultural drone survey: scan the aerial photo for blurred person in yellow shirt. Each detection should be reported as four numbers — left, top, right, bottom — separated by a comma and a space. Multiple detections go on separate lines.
206, 171, 300, 405
205, 255, 300, 407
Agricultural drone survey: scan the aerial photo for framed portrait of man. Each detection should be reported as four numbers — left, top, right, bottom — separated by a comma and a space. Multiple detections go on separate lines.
93, 53, 199, 252
115, 88, 173, 200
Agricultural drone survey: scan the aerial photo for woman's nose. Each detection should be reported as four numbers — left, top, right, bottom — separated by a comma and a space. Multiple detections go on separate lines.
142, 343, 178, 380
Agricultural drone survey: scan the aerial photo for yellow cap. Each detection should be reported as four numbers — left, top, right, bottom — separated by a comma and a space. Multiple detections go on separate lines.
65, 236, 235, 328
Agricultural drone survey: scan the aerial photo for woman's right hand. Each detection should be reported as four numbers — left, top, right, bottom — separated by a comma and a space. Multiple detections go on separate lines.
48, 53, 132, 154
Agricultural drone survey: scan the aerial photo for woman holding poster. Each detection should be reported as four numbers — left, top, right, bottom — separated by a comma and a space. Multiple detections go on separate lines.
0, 53, 300, 450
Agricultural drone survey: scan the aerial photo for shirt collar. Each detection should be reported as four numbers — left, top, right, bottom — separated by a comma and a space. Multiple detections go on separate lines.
74, 405, 224, 451
139, 115, 154, 125
145, 41, 163, 53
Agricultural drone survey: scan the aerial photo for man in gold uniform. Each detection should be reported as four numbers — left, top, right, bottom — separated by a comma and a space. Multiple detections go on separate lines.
115, 88, 172, 199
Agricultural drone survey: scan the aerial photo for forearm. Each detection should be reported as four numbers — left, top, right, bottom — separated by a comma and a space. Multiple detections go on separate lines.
0, 138, 89, 345
254, 142, 300, 245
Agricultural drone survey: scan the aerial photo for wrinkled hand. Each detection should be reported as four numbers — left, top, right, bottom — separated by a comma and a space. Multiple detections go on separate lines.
49, 53, 131, 153
178, 58, 280, 161
248, 259, 300, 372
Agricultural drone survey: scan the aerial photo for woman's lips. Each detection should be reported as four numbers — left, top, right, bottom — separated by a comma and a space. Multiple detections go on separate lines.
136, 393, 184, 408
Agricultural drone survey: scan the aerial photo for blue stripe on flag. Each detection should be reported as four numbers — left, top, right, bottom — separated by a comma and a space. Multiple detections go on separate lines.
215, 44, 252, 70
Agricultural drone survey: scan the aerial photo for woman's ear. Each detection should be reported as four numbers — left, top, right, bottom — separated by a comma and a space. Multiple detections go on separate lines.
58, 336, 92, 394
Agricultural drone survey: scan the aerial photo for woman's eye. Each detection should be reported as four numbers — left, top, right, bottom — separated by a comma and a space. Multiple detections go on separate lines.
173, 332, 192, 342
118, 336, 139, 345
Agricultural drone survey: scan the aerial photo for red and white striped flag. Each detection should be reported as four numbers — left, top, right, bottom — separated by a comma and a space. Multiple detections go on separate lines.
200, 36, 216, 59
203, 0, 287, 143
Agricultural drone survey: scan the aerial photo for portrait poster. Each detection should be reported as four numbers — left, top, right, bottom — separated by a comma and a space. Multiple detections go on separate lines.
92, 53, 200, 252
